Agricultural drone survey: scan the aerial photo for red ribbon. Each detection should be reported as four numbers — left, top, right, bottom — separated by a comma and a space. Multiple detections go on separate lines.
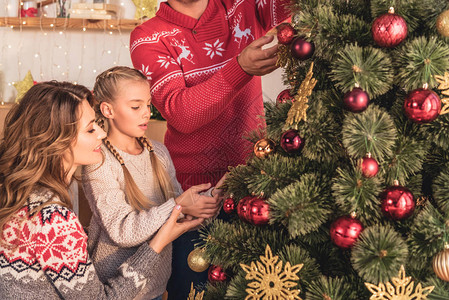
21, 8, 38, 17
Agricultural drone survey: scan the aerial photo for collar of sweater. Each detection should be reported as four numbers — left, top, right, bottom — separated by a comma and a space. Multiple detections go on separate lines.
156, 0, 219, 30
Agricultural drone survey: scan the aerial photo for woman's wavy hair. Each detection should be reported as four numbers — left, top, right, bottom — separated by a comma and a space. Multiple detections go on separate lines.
0, 81, 91, 243
92, 66, 174, 211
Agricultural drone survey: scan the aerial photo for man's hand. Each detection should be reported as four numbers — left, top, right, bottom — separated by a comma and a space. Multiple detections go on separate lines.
237, 35, 279, 76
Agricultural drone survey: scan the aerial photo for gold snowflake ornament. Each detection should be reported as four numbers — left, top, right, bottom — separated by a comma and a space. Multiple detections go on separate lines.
365, 265, 434, 300
187, 282, 204, 300
240, 244, 303, 300
435, 72, 449, 115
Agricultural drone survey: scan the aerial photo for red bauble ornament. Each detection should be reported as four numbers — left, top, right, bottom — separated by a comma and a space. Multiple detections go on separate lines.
403, 88, 441, 124
343, 87, 369, 113
247, 197, 270, 225
223, 198, 235, 214
237, 196, 253, 222
276, 89, 294, 104
276, 23, 296, 45
208, 265, 227, 283
330, 215, 363, 248
371, 8, 408, 48
381, 183, 415, 220
361, 153, 379, 178
280, 129, 305, 153
291, 37, 315, 60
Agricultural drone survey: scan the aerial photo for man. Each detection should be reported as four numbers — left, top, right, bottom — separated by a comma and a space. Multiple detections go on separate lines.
130, 0, 290, 297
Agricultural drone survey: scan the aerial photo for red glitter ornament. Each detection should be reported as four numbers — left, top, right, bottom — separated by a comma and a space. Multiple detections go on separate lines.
403, 88, 441, 124
291, 37, 315, 60
361, 153, 379, 178
208, 265, 227, 283
277, 23, 296, 45
371, 8, 408, 48
276, 89, 294, 104
343, 87, 369, 113
330, 215, 364, 249
247, 197, 270, 225
381, 183, 415, 220
223, 198, 235, 214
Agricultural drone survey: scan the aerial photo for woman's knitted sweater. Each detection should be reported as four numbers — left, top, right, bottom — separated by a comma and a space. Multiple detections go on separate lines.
0, 188, 164, 299
81, 140, 183, 299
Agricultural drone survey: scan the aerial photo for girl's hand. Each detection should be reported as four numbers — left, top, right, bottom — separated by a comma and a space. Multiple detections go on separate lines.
148, 205, 204, 253
175, 183, 221, 218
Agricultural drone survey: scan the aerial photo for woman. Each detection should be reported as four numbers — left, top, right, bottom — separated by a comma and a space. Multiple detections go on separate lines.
0, 81, 203, 299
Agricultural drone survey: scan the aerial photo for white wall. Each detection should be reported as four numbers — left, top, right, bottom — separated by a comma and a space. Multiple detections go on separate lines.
0, 0, 287, 103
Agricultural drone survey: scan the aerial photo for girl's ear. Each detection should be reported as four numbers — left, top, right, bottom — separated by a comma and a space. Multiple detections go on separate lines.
100, 102, 114, 119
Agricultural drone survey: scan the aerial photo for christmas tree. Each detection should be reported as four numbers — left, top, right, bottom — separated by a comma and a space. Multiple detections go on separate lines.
190, 0, 449, 298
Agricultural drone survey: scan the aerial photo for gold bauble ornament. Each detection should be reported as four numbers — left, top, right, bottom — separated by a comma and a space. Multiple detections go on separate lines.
187, 248, 210, 273
254, 138, 275, 159
436, 10, 449, 37
433, 245, 449, 281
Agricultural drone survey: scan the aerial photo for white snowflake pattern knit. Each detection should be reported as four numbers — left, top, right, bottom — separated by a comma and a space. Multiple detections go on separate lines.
130, 0, 291, 188
81, 140, 183, 299
0, 188, 164, 299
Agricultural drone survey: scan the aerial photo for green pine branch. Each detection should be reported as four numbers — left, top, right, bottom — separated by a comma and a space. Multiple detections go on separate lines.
268, 173, 333, 237
382, 136, 429, 186
342, 105, 397, 161
332, 166, 383, 224
408, 203, 447, 270
393, 36, 449, 91
305, 276, 356, 300
330, 44, 394, 97
351, 225, 409, 284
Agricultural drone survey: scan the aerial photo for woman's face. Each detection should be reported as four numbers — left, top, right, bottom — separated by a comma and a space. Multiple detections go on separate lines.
70, 100, 106, 168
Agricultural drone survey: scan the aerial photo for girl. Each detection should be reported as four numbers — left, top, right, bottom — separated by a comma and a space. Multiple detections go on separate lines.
0, 81, 203, 299
82, 66, 223, 300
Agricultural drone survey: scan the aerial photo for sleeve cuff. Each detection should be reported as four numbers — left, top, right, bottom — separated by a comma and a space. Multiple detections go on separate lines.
221, 56, 253, 91
122, 242, 163, 278
158, 198, 176, 220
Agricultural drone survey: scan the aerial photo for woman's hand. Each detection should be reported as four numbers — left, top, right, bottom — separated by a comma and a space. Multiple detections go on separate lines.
148, 205, 204, 253
175, 183, 221, 218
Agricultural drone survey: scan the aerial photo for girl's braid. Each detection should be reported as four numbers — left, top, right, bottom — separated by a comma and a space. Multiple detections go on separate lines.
104, 139, 125, 166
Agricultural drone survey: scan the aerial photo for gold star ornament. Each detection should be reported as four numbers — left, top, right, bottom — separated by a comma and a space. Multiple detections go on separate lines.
435, 72, 449, 115
365, 265, 434, 299
132, 0, 157, 19
13, 71, 34, 103
240, 244, 303, 300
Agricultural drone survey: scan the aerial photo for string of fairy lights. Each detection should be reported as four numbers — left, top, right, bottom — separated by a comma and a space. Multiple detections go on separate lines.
0, 0, 136, 102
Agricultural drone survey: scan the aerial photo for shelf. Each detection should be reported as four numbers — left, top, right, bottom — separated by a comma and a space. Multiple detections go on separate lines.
0, 17, 143, 31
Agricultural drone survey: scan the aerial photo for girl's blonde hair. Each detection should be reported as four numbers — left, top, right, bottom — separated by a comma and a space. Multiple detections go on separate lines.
0, 81, 91, 245
92, 66, 175, 211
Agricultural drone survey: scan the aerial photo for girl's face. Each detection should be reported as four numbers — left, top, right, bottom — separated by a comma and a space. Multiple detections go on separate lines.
70, 100, 106, 168
107, 79, 151, 139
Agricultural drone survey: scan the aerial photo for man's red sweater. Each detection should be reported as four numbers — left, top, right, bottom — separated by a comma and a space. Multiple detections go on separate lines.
130, 0, 290, 188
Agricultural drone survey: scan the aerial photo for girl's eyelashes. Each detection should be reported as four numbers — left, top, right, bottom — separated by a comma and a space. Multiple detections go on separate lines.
131, 106, 140, 110
88, 128, 96, 133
